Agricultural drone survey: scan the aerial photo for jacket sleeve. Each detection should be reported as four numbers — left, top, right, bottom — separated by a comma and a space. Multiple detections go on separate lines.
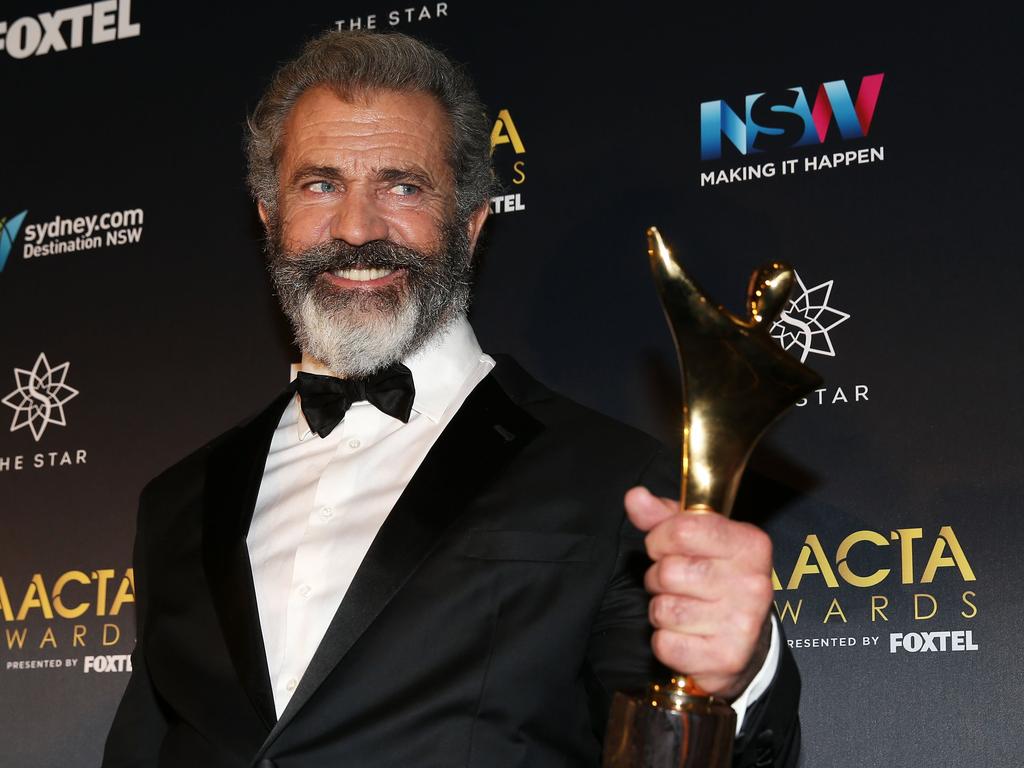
587, 447, 801, 768
732, 631, 801, 768
101, 484, 169, 767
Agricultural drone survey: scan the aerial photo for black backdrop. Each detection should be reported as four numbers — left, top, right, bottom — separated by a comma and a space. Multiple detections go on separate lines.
2, 3, 1022, 766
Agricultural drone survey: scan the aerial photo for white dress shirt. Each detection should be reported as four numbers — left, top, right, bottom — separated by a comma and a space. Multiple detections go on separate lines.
245, 315, 778, 729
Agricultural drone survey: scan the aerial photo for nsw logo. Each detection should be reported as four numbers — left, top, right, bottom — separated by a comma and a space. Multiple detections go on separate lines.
0, 210, 28, 272
700, 74, 884, 161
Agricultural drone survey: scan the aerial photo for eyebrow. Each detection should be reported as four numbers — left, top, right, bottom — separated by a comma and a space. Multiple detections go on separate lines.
290, 164, 344, 187
374, 167, 436, 190
289, 163, 437, 190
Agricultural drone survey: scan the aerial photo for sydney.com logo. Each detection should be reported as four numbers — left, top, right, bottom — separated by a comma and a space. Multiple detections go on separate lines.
0, 206, 144, 272
700, 73, 884, 161
0, 210, 28, 272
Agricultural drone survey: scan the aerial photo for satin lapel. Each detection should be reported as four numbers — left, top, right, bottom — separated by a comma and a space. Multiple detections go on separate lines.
259, 372, 542, 750
202, 388, 294, 730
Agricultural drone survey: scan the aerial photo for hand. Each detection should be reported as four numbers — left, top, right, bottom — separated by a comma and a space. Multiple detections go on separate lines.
625, 486, 774, 701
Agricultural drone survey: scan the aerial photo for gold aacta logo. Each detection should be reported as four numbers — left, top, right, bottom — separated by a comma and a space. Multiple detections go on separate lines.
490, 109, 525, 155
490, 110, 526, 195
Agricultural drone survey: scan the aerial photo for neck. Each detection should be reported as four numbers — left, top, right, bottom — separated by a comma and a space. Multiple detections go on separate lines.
300, 352, 344, 379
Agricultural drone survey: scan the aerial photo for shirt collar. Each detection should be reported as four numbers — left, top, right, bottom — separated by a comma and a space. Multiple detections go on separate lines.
403, 314, 486, 423
292, 315, 487, 439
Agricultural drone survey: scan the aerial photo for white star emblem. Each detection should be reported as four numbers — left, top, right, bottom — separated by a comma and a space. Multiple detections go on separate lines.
770, 272, 851, 363
2, 353, 79, 441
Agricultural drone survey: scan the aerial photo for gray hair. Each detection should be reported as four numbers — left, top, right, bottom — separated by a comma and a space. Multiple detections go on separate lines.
245, 30, 496, 221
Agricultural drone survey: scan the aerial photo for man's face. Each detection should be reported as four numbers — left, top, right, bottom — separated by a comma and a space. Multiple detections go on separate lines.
262, 86, 487, 377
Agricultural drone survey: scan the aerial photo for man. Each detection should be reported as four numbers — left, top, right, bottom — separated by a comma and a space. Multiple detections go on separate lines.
103, 31, 799, 767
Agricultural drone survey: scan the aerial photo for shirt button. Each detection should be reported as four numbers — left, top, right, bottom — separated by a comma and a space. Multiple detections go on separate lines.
285, 678, 298, 692
298, 584, 312, 598
348, 438, 361, 450
319, 505, 334, 519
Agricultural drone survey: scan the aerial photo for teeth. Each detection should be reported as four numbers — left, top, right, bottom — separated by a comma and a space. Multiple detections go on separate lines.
331, 267, 395, 282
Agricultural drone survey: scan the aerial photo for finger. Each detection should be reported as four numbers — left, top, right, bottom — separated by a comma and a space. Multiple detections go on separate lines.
645, 556, 774, 605
644, 555, 722, 599
645, 512, 769, 562
652, 616, 772, 699
649, 592, 771, 638
651, 628, 752, 683
624, 486, 677, 533
649, 593, 722, 634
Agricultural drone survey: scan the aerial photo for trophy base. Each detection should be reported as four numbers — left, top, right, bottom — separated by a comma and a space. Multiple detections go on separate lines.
602, 678, 735, 768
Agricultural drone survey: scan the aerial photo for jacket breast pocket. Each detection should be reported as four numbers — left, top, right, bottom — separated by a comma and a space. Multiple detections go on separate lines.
457, 530, 596, 563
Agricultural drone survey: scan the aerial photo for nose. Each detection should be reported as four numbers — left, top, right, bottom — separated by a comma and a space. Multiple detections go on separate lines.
328, 191, 389, 246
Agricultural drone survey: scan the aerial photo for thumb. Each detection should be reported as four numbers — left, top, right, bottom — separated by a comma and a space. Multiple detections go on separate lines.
624, 486, 678, 532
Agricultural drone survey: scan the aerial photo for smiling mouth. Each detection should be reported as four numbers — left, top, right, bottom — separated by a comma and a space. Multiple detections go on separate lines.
321, 266, 406, 288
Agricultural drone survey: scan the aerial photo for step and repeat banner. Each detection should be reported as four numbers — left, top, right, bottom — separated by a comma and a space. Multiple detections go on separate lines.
2, 3, 1021, 766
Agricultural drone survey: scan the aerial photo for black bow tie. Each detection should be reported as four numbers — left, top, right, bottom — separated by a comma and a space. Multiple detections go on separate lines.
293, 363, 416, 438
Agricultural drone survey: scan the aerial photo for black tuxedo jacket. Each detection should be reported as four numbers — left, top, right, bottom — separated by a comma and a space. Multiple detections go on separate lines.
103, 356, 800, 768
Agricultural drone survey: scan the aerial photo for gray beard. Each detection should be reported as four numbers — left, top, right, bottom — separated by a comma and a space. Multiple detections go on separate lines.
266, 218, 473, 378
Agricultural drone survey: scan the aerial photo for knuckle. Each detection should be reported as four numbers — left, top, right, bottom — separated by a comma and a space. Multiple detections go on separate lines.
707, 513, 731, 540
644, 563, 660, 593
649, 595, 669, 627
670, 517, 693, 548
643, 530, 659, 557
734, 610, 762, 639
662, 555, 704, 588
691, 557, 712, 580
657, 556, 681, 587
652, 628, 682, 661
653, 595, 685, 627
745, 573, 774, 604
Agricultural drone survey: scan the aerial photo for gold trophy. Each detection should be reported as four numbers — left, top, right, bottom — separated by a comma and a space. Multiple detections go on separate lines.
602, 228, 822, 767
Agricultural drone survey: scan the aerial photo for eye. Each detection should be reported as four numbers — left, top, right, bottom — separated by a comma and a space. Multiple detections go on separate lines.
307, 181, 337, 194
390, 183, 420, 197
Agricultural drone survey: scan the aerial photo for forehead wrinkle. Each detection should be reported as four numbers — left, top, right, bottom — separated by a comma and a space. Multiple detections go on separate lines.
306, 84, 447, 128
293, 146, 439, 183
287, 89, 447, 146
279, 87, 454, 191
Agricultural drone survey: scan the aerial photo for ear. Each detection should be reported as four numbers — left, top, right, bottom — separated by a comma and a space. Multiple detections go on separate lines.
466, 201, 490, 253
257, 200, 270, 229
